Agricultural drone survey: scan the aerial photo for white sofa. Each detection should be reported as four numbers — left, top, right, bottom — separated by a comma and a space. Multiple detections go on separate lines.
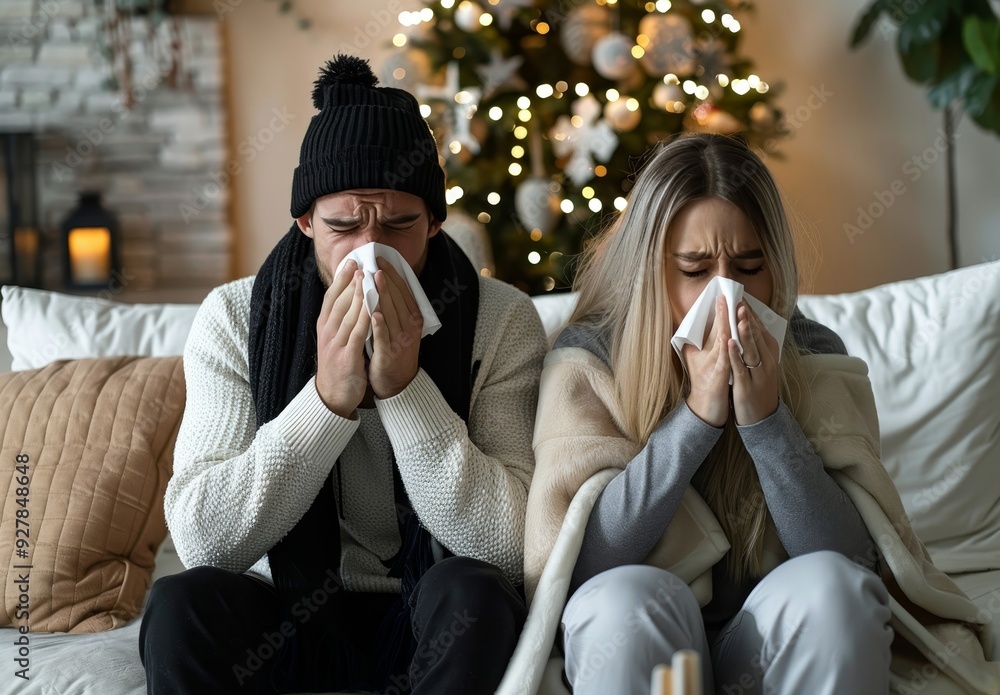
1, 259, 998, 695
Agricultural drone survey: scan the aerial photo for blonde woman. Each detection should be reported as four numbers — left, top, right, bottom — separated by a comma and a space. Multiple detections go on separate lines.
527, 133, 894, 694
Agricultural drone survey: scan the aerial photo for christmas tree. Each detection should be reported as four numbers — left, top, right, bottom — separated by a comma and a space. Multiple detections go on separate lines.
382, 0, 785, 294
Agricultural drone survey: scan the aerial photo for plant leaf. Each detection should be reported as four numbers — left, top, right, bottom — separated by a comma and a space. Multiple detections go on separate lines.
965, 72, 999, 116
935, 18, 972, 82
969, 80, 1000, 135
962, 16, 1000, 74
898, 0, 951, 54
899, 35, 939, 83
851, 0, 889, 48
927, 62, 979, 109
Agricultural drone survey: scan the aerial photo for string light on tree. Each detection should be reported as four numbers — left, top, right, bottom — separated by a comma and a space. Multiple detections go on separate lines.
454, 1, 484, 31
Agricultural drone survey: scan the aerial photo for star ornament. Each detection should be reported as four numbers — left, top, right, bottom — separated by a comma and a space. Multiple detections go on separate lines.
417, 62, 483, 156
486, 0, 536, 31
550, 94, 619, 186
475, 49, 525, 98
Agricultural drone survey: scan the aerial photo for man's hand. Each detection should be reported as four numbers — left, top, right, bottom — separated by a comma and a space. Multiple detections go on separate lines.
682, 295, 733, 428
315, 259, 371, 418
369, 256, 423, 399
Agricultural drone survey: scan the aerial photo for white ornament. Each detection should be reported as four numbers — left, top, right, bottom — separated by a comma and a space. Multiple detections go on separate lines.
550, 94, 618, 186
604, 97, 642, 132
749, 102, 776, 128
706, 109, 742, 134
487, 0, 536, 31
561, 3, 612, 66
454, 1, 484, 32
476, 48, 525, 98
638, 13, 696, 77
592, 32, 638, 80
652, 82, 685, 109
417, 62, 482, 155
687, 104, 743, 135
379, 50, 431, 89
515, 177, 562, 234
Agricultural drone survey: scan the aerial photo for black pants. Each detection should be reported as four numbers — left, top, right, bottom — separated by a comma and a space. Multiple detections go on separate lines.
138, 556, 526, 694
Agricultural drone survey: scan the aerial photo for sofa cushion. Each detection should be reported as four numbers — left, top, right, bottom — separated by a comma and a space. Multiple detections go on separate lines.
0, 286, 199, 371
0, 356, 185, 632
798, 260, 1000, 574
531, 292, 579, 341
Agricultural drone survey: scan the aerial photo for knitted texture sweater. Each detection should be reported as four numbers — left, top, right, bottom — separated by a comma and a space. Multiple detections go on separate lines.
165, 274, 548, 592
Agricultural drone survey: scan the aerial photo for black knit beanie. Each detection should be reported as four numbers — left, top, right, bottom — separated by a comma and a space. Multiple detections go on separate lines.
290, 54, 447, 222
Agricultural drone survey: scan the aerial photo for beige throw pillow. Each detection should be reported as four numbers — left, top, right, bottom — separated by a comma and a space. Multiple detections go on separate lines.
0, 356, 185, 633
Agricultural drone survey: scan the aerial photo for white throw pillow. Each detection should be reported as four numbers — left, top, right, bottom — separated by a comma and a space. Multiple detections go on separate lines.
531, 292, 579, 340
798, 260, 1000, 573
0, 286, 200, 371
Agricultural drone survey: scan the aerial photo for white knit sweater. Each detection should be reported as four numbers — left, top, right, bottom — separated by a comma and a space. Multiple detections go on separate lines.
165, 274, 547, 592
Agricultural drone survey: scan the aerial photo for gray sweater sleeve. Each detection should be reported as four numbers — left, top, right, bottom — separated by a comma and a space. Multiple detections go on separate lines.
738, 402, 877, 569
570, 401, 724, 593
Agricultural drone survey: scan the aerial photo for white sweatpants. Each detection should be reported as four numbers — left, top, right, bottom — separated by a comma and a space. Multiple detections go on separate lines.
561, 550, 893, 694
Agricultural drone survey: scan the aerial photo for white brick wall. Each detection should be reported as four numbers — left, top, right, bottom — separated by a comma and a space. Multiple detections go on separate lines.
0, 46, 34, 66
20, 87, 53, 109
50, 0, 86, 20
0, 65, 74, 87
9, 1, 231, 293
48, 19, 72, 42
37, 41, 92, 65
0, 0, 34, 20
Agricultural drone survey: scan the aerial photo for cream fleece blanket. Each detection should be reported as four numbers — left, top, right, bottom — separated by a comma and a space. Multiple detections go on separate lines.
498, 348, 1000, 695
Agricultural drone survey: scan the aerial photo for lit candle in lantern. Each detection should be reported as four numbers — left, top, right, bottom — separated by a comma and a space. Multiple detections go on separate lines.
61, 191, 119, 290
67, 227, 111, 284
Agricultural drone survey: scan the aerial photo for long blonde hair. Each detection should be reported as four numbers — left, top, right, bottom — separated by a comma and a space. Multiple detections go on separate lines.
570, 133, 808, 583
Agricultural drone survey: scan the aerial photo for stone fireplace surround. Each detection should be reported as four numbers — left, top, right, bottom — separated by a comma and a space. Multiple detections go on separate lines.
0, 0, 229, 303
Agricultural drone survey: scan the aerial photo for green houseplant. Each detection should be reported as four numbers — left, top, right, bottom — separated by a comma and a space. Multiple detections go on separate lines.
851, 0, 1000, 269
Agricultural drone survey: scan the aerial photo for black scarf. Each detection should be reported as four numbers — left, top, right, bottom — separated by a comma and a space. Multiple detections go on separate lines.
248, 224, 480, 689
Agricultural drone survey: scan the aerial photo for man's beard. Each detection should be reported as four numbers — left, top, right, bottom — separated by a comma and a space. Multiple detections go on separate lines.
315, 249, 333, 289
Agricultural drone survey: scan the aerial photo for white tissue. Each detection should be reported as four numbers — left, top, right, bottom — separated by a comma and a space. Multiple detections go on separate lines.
334, 242, 442, 354
670, 276, 787, 381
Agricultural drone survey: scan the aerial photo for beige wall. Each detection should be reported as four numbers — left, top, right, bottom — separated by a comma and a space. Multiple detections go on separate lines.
222, 0, 416, 283
222, 0, 1000, 294
740, 0, 1000, 293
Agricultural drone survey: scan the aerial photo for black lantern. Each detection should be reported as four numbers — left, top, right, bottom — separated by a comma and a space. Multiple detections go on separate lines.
61, 191, 120, 291
1, 133, 42, 289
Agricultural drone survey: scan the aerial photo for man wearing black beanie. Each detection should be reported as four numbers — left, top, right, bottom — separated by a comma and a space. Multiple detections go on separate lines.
139, 54, 547, 694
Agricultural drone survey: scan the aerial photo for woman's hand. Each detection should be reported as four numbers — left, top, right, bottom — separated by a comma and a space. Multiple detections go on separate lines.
682, 294, 733, 428
728, 300, 779, 425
